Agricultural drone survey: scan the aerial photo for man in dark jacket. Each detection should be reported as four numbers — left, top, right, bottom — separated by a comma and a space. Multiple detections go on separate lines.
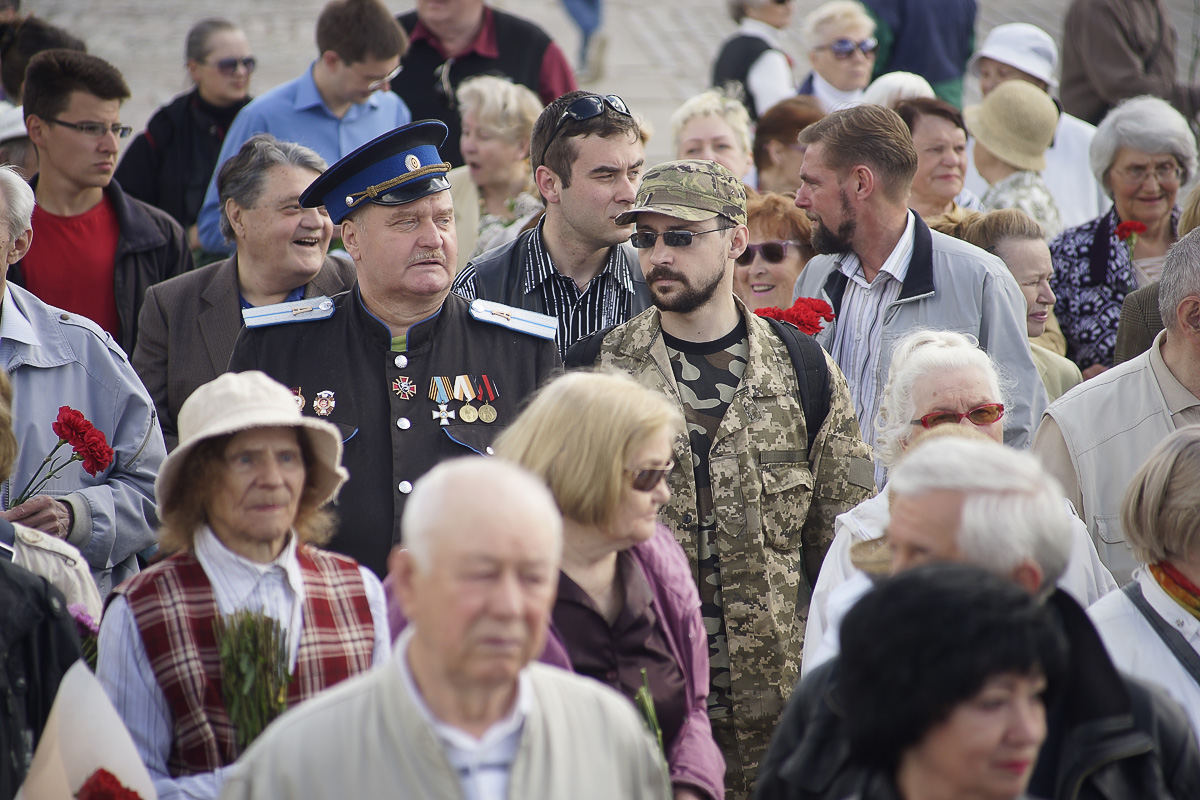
755, 435, 1200, 800
453, 91, 651, 357
16, 50, 192, 357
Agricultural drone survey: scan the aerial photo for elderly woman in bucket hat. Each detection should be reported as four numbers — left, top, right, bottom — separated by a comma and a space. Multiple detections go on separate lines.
96, 371, 390, 800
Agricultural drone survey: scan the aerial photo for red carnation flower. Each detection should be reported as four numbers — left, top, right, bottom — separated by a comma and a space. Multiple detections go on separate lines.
79, 428, 115, 476
1115, 220, 1147, 241
76, 767, 144, 799
755, 297, 835, 336
51, 406, 89, 445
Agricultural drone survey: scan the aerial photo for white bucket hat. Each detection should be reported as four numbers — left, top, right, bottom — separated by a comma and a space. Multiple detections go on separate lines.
155, 371, 348, 509
0, 105, 27, 144
967, 23, 1059, 91
964, 80, 1059, 172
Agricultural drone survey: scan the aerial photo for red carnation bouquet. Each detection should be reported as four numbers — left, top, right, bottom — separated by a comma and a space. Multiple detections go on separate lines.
754, 296, 835, 336
1115, 220, 1147, 260
76, 768, 144, 799
9, 407, 114, 508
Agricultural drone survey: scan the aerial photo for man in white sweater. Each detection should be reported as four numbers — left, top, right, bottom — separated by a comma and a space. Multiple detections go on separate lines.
221, 457, 670, 800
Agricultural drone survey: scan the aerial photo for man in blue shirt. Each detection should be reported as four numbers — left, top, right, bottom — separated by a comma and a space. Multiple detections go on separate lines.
196, 0, 412, 255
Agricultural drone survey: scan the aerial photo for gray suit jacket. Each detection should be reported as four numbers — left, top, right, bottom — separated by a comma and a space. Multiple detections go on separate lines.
131, 253, 356, 449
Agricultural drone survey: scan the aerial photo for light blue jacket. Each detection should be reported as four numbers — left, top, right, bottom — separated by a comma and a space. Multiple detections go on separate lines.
1, 284, 164, 597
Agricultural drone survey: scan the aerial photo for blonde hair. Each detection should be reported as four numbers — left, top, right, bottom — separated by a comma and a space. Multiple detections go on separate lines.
0, 370, 18, 483
670, 89, 753, 160
1180, 182, 1200, 237
456, 74, 543, 146
802, 0, 875, 50
1122, 425, 1200, 564
931, 207, 1045, 252
492, 371, 683, 528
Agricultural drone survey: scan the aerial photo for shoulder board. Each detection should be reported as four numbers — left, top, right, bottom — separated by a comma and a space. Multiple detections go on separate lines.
243, 296, 336, 329
55, 311, 127, 359
468, 299, 557, 341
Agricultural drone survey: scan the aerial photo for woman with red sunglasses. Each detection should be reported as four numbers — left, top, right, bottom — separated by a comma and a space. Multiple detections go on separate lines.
734, 190, 814, 312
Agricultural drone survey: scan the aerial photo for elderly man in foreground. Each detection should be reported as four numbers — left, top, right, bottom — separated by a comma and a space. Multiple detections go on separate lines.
221, 457, 670, 800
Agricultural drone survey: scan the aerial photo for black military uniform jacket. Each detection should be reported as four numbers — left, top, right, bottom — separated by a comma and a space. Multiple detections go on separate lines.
228, 288, 560, 576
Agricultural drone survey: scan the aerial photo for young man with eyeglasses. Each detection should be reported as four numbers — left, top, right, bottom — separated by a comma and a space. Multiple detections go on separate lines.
195, 0, 412, 256
797, 1, 876, 112
18, 50, 192, 357
567, 158, 874, 799
394, 0, 576, 168
454, 91, 651, 357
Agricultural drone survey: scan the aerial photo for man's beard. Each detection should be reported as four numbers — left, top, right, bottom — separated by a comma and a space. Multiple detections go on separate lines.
647, 262, 727, 315
810, 189, 857, 255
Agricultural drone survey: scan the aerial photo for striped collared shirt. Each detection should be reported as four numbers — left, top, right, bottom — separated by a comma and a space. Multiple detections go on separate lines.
828, 211, 917, 455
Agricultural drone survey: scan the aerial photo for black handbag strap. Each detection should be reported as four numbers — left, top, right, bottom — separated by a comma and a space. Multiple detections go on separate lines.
1122, 580, 1200, 686
0, 518, 14, 561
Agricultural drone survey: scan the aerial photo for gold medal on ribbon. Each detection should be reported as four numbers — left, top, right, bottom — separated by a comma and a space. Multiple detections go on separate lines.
476, 374, 498, 423
452, 375, 478, 423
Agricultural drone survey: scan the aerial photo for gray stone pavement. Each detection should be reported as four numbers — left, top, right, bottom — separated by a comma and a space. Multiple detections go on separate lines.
30, 0, 1200, 166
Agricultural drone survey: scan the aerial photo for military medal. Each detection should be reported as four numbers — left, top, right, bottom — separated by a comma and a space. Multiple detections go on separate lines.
452, 375, 478, 423
476, 375, 498, 423
292, 387, 306, 411
314, 390, 336, 417
428, 377, 455, 426
392, 376, 417, 400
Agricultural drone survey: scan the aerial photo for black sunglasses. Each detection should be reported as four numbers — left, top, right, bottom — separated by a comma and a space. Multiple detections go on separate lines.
208, 56, 257, 76
541, 94, 631, 162
817, 36, 879, 59
627, 460, 674, 492
735, 240, 802, 266
630, 227, 732, 249
433, 59, 456, 110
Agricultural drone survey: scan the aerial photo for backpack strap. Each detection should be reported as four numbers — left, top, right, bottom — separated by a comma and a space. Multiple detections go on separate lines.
564, 326, 613, 369
764, 317, 831, 456
1122, 580, 1200, 687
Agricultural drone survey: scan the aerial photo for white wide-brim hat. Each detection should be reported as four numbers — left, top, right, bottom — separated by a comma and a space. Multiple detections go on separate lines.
967, 22, 1059, 91
155, 371, 348, 509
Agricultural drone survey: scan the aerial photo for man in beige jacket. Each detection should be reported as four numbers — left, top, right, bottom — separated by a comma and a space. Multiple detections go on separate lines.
220, 457, 670, 800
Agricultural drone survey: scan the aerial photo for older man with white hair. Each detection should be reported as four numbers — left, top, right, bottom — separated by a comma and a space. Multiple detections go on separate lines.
221, 457, 670, 800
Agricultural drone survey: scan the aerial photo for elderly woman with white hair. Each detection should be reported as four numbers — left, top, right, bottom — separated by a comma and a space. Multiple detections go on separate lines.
447, 74, 544, 269
1050, 95, 1199, 378
672, 89, 755, 181
797, 0, 876, 112
1089, 425, 1200, 740
712, 0, 797, 121
801, 329, 1116, 678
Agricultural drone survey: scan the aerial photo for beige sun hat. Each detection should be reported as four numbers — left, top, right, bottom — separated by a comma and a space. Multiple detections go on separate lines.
155, 371, 348, 509
963, 79, 1059, 173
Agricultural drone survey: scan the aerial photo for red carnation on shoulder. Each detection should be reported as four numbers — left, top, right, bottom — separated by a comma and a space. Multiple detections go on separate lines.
1115, 220, 1147, 240
755, 297, 835, 336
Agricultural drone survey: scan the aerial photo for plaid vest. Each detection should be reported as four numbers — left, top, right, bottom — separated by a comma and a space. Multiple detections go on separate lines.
116, 545, 375, 776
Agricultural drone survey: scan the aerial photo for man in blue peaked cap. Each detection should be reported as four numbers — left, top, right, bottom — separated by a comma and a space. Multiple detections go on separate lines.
228, 120, 561, 576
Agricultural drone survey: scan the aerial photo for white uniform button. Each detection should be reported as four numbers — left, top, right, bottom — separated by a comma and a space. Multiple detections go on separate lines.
485, 446, 494, 455
394, 355, 408, 368
398, 481, 413, 494
397, 417, 411, 430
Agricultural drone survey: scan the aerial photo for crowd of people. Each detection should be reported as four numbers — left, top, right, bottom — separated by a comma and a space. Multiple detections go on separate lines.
4, 0, 1200, 798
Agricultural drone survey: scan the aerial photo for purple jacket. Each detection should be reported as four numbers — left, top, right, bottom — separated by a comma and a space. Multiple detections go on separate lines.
384, 524, 725, 800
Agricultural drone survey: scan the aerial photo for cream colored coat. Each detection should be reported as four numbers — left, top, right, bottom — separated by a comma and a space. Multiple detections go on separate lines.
12, 522, 101, 618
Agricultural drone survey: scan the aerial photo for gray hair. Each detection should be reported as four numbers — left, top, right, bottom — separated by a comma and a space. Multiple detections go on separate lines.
1158, 227, 1200, 331
1090, 95, 1198, 198
670, 89, 753, 159
874, 330, 1007, 468
185, 18, 239, 64
400, 457, 563, 573
862, 71, 935, 109
801, 0, 875, 50
0, 164, 33, 240
456, 74, 543, 147
889, 436, 1073, 594
217, 134, 327, 243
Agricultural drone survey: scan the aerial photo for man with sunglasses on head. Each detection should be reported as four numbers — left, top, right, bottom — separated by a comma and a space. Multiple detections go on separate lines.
16, 50, 192, 358
195, 0, 412, 257
567, 158, 874, 799
454, 91, 651, 357
797, 1, 876, 113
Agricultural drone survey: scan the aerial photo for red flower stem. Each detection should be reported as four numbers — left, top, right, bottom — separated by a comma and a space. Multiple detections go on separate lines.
11, 439, 68, 508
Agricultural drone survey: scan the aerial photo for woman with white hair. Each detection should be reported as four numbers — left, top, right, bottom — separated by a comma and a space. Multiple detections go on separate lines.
712, 0, 797, 121
672, 89, 754, 180
797, 0, 876, 112
1050, 95, 1199, 378
1089, 425, 1200, 740
801, 329, 1116, 677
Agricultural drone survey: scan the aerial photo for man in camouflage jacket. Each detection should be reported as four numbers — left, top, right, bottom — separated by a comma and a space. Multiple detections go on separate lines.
567, 160, 875, 799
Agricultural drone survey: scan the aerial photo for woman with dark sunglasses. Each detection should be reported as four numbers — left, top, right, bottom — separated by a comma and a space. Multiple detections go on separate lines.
734, 190, 814, 312
797, 1, 876, 112
115, 19, 254, 258
493, 371, 725, 800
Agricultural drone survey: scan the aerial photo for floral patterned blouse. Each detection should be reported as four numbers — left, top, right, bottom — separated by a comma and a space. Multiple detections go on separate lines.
1049, 204, 1179, 370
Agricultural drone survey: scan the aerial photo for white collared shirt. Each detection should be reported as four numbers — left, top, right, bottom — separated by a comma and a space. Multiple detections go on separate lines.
395, 628, 531, 800
96, 528, 390, 800
828, 211, 916, 459
810, 72, 867, 112
0, 285, 38, 368
738, 18, 796, 116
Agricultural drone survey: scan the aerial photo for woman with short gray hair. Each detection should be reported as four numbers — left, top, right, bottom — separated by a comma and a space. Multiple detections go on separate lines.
1049, 95, 1199, 378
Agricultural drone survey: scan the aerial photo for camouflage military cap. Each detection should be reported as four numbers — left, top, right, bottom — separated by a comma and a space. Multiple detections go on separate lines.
615, 159, 747, 226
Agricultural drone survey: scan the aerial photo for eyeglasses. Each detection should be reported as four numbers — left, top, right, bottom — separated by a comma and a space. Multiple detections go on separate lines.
367, 63, 403, 92
46, 119, 133, 139
1112, 162, 1183, 185
735, 240, 802, 266
815, 36, 879, 59
910, 403, 1005, 430
630, 227, 733, 248
626, 460, 674, 492
541, 94, 632, 162
207, 56, 257, 76
433, 59, 456, 110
